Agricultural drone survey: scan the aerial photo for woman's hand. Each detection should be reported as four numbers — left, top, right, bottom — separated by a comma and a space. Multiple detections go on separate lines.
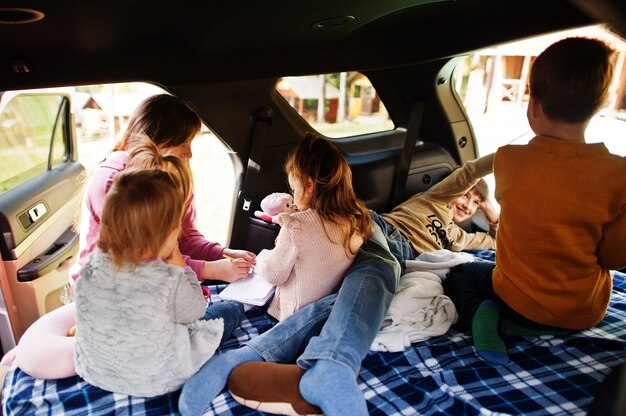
222, 248, 257, 265
202, 258, 252, 282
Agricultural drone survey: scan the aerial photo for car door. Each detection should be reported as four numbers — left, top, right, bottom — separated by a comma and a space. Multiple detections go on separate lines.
0, 91, 84, 354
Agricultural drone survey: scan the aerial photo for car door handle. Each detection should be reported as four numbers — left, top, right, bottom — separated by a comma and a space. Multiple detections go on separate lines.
17, 227, 78, 282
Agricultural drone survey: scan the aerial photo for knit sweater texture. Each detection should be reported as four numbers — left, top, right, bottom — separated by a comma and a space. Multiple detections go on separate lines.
381, 153, 496, 254
256, 209, 362, 321
74, 250, 223, 397
492, 136, 626, 329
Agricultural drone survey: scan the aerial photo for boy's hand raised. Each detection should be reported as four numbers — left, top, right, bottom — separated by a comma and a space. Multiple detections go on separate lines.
480, 198, 500, 225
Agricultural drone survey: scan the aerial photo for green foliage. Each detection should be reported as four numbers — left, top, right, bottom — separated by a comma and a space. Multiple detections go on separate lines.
0, 95, 61, 191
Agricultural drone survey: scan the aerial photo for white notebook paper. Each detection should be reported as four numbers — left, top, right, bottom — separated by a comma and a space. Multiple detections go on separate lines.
218, 270, 275, 307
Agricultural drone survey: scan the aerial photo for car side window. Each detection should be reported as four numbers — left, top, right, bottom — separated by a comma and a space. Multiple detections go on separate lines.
0, 94, 70, 193
453, 24, 626, 157
1, 83, 237, 244
276, 72, 394, 138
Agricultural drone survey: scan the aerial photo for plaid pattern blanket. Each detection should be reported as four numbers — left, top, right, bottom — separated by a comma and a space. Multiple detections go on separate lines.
4, 250, 626, 415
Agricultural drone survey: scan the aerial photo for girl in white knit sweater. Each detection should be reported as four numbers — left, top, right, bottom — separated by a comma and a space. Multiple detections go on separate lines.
255, 133, 374, 321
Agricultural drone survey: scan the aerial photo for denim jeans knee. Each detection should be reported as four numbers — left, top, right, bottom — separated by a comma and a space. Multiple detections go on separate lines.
202, 300, 245, 344
297, 224, 401, 374
370, 211, 416, 266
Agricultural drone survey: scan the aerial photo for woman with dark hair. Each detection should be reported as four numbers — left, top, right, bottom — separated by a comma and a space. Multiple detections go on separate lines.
71, 94, 255, 286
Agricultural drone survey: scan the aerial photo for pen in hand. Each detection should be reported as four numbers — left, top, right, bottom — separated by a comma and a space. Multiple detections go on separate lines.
223, 254, 254, 276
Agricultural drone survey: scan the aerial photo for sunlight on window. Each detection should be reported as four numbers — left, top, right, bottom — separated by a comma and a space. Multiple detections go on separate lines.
73, 83, 165, 172
452, 24, 626, 157
276, 73, 394, 138
0, 95, 65, 192
71, 83, 234, 244
0, 82, 235, 242
452, 24, 626, 211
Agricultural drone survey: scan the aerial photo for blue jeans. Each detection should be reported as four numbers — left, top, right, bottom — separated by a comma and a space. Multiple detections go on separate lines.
202, 300, 246, 344
370, 210, 416, 268
246, 222, 400, 374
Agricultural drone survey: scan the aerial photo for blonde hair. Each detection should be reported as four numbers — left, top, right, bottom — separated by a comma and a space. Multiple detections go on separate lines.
285, 133, 373, 254
125, 135, 193, 205
98, 169, 185, 267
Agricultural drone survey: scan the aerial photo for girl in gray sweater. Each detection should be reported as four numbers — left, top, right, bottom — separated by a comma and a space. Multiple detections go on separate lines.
74, 166, 245, 397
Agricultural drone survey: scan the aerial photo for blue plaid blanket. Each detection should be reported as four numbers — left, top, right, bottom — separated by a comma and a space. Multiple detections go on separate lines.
4, 250, 626, 415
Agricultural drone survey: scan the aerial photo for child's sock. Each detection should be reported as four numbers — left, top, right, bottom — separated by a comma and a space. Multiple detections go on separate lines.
178, 346, 262, 416
299, 360, 368, 416
500, 317, 571, 337
472, 300, 509, 365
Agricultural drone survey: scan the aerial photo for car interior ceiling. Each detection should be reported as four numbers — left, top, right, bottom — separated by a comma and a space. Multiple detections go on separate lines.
0, 0, 611, 90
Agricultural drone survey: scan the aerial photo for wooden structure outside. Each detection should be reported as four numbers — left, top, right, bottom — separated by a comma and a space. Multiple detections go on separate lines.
276, 76, 340, 123
459, 25, 626, 115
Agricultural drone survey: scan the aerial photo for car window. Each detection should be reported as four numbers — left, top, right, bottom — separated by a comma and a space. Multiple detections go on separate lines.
72, 83, 165, 172
0, 94, 70, 193
453, 24, 626, 157
276, 72, 394, 138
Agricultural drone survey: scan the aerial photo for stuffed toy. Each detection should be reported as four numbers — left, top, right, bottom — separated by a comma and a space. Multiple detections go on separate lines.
254, 192, 297, 223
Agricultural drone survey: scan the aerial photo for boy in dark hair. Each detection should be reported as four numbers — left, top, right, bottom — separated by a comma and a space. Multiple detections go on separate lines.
445, 37, 626, 365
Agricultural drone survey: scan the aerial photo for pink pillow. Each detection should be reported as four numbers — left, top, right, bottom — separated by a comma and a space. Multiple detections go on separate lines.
15, 303, 77, 379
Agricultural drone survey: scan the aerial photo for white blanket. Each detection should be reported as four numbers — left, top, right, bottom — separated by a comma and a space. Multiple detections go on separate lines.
371, 250, 473, 352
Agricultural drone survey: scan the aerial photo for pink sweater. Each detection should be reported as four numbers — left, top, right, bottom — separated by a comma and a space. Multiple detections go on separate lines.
256, 209, 363, 321
70, 151, 224, 283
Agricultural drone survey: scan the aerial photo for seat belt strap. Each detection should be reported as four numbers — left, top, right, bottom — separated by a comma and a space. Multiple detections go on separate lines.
391, 99, 424, 207
240, 106, 273, 211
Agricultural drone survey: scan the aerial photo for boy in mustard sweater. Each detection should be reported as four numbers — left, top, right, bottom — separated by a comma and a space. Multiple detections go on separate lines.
445, 37, 626, 365
375, 153, 499, 264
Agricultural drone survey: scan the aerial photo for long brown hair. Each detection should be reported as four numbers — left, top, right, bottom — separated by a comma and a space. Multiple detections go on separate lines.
73, 94, 200, 231
285, 133, 373, 254
113, 93, 202, 151
98, 169, 185, 267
